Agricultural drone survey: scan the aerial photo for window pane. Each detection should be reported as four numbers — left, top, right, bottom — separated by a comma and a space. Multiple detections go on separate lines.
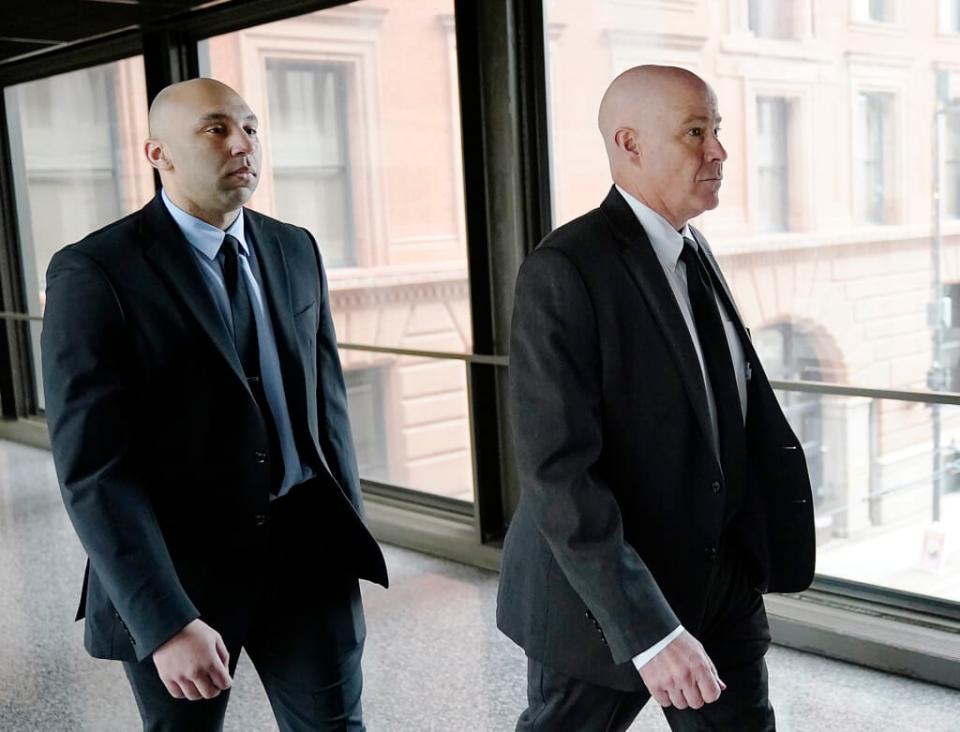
202, 0, 474, 503
543, 2, 927, 393
749, 0, 795, 39
342, 351, 474, 502
859, 92, 893, 225
778, 392, 960, 604
947, 0, 960, 33
756, 97, 790, 232
543, 3, 960, 606
4, 58, 153, 410
945, 112, 960, 220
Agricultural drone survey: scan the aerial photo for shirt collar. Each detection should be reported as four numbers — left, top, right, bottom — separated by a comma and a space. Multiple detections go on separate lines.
614, 184, 694, 272
160, 188, 249, 261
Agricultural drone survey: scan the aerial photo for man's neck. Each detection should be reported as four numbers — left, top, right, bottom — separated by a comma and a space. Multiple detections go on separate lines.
614, 180, 686, 231
162, 189, 239, 231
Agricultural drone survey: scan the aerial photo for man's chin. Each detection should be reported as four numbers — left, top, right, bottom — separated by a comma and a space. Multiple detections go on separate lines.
701, 194, 720, 212
221, 186, 256, 208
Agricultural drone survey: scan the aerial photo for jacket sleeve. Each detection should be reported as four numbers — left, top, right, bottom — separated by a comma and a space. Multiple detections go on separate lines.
509, 246, 681, 664
42, 248, 199, 661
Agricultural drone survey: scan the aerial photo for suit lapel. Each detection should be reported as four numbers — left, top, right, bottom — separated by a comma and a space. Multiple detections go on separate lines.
690, 227, 765, 393
690, 227, 746, 330
599, 187, 716, 456
245, 212, 334, 477
244, 212, 307, 422
140, 195, 250, 392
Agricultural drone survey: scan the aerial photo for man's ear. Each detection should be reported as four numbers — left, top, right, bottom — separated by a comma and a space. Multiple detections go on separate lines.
614, 127, 641, 162
144, 139, 173, 171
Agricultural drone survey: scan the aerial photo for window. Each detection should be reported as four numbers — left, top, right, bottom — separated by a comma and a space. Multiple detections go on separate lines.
942, 0, 960, 33
945, 111, 960, 220
748, 0, 796, 40
345, 368, 389, 482
543, 1, 957, 606
4, 58, 152, 409
266, 60, 355, 268
202, 0, 475, 504
755, 96, 791, 232
857, 92, 895, 224
852, 0, 893, 23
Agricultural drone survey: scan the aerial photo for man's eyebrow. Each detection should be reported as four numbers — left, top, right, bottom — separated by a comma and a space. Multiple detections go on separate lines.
197, 112, 259, 124
681, 114, 722, 125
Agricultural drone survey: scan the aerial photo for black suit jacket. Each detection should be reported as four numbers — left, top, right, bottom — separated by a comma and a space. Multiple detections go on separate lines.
42, 193, 388, 663
496, 187, 815, 691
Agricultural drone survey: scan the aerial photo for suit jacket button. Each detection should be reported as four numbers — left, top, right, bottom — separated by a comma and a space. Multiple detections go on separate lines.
711, 481, 721, 493
704, 546, 718, 559
254, 451, 267, 464
254, 513, 268, 526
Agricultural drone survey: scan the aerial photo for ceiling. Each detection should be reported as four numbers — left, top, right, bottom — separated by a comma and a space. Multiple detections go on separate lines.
0, 0, 254, 66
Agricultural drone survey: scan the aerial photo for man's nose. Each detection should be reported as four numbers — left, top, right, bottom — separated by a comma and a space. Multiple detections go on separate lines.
706, 134, 727, 162
707, 136, 727, 163
230, 128, 255, 155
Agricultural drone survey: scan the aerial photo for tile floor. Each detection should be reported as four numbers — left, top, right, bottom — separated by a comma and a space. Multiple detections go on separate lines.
0, 439, 958, 731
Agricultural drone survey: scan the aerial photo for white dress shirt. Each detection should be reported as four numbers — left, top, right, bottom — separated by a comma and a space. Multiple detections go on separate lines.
613, 186, 748, 671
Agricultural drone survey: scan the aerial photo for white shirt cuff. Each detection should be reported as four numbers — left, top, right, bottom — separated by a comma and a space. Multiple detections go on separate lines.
631, 625, 685, 671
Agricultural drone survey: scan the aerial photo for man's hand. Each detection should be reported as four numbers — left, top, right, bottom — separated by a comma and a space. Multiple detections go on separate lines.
638, 630, 725, 710
152, 619, 232, 701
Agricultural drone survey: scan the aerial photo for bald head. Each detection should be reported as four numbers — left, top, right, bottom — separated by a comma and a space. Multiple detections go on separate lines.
144, 78, 261, 228
597, 65, 726, 229
148, 78, 245, 140
598, 66, 707, 154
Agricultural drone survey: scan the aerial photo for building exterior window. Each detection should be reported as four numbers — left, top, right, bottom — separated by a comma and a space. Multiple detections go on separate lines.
756, 96, 791, 232
748, 0, 796, 39
941, 0, 960, 32
345, 368, 389, 483
853, 0, 893, 22
945, 111, 960, 219
858, 92, 895, 224
266, 60, 356, 268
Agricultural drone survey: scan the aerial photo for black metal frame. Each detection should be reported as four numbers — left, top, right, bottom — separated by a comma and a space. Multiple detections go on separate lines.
0, 92, 33, 418
810, 576, 960, 624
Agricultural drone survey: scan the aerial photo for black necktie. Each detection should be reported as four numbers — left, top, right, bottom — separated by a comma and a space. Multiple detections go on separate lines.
679, 237, 746, 524
220, 234, 284, 494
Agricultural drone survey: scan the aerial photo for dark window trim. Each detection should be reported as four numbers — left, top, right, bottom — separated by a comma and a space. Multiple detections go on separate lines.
810, 575, 960, 624
0, 91, 33, 417
0, 32, 142, 89
361, 478, 474, 520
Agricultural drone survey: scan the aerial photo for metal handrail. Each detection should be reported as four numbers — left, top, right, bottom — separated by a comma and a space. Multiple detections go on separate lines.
336, 341, 508, 367
767, 379, 960, 406
0, 311, 41, 322
6, 310, 960, 404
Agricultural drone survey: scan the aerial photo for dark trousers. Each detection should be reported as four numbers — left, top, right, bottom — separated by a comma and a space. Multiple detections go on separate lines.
518, 542, 775, 731
123, 483, 368, 732
519, 655, 774, 732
